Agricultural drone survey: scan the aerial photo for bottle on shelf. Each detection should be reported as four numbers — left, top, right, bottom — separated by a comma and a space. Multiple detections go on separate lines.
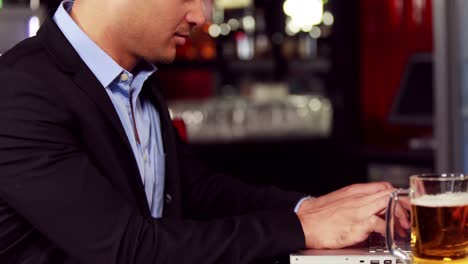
254, 8, 272, 58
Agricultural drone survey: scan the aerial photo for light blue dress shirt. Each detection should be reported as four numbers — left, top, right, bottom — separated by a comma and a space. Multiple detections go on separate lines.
53, 0, 165, 218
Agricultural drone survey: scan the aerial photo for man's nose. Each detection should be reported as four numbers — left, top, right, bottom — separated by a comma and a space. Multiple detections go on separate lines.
186, 0, 207, 27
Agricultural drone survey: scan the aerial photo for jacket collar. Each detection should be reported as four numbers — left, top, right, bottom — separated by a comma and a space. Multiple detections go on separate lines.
37, 17, 135, 154
36, 17, 153, 215
36, 17, 130, 148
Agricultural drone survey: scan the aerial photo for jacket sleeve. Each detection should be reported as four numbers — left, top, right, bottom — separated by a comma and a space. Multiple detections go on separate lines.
0, 70, 305, 264
175, 131, 308, 220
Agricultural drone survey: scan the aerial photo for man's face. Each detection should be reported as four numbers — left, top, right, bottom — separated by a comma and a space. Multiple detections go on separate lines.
116, 0, 206, 64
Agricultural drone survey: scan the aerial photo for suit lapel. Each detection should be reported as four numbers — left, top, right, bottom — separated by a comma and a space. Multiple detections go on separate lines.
38, 18, 133, 158
36, 17, 151, 215
71, 67, 132, 156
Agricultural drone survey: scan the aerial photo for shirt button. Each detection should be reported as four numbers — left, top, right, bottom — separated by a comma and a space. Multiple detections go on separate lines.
120, 73, 129, 82
143, 152, 148, 162
165, 193, 172, 204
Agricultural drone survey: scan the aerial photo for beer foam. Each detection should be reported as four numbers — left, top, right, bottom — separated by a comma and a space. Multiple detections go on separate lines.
411, 192, 468, 207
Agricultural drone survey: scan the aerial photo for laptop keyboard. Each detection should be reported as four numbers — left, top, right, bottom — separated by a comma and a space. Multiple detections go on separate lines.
368, 233, 388, 253
368, 233, 410, 253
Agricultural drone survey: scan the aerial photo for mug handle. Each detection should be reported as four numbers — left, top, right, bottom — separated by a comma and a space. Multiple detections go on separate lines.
386, 189, 412, 264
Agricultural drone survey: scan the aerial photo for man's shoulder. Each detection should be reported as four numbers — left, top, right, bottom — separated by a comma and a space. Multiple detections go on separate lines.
0, 35, 67, 91
0, 36, 50, 74
0, 36, 72, 113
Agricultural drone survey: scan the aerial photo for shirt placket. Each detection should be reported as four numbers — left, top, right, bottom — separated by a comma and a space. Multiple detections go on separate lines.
129, 76, 155, 210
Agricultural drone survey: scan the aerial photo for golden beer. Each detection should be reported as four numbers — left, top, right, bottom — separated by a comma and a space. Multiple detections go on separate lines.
411, 193, 468, 264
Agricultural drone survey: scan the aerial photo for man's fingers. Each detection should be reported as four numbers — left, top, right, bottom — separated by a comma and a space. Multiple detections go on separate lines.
363, 189, 393, 204
396, 224, 408, 238
354, 190, 410, 238
313, 182, 396, 212
345, 182, 394, 197
350, 215, 386, 244
354, 190, 393, 217
399, 197, 411, 210
367, 215, 386, 237
380, 196, 410, 230
394, 202, 411, 229
356, 190, 409, 227
322, 190, 390, 214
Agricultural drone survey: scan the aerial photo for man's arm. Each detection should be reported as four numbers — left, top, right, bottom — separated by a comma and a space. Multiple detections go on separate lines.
0, 70, 305, 263
173, 128, 307, 219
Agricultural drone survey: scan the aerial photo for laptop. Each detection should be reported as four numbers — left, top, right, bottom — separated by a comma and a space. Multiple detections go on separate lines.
290, 233, 410, 264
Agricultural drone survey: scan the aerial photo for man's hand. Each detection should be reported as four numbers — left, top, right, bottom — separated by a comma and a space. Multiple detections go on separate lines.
296, 182, 410, 249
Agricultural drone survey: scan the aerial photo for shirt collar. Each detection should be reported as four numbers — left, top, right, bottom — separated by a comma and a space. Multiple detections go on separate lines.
53, 0, 156, 88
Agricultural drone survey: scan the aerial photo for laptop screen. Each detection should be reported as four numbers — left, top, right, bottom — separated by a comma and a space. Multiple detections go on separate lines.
388, 53, 433, 127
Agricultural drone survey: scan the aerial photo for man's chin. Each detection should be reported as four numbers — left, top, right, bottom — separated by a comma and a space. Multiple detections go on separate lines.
145, 50, 177, 65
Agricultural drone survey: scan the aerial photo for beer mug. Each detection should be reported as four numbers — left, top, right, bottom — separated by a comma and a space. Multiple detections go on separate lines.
386, 174, 468, 264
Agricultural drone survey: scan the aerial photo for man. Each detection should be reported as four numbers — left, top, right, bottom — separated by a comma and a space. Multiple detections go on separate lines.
0, 0, 409, 263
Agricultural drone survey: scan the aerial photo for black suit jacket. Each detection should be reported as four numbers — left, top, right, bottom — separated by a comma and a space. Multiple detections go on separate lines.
0, 17, 306, 264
